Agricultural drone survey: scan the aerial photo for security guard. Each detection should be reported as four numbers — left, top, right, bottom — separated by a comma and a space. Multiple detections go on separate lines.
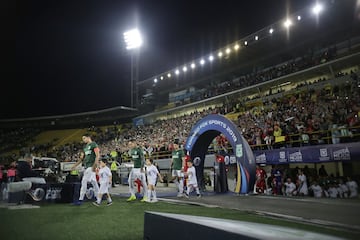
110, 160, 118, 187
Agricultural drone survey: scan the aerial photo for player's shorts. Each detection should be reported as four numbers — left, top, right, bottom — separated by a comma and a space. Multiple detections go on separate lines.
172, 169, 183, 178
147, 176, 157, 186
99, 182, 110, 194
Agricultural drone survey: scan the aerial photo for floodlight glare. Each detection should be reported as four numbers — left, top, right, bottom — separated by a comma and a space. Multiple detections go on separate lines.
167, 73, 171, 78
255, 36, 259, 41
160, 76, 164, 80
284, 19, 292, 28
123, 28, 143, 50
297, 15, 301, 21
269, 28, 274, 34
218, 51, 223, 57
226, 48, 231, 54
191, 63, 196, 69
154, 78, 158, 83
175, 69, 180, 75
208, 55, 214, 61
244, 41, 248, 46
234, 44, 240, 50
312, 3, 323, 15
200, 59, 205, 65
183, 66, 187, 72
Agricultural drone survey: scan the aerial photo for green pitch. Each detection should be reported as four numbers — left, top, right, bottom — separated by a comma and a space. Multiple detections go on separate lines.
0, 198, 357, 240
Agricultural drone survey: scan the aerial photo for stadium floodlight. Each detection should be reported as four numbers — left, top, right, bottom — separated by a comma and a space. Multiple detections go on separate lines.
123, 28, 143, 108
154, 78, 157, 83
312, 3, 323, 15
244, 41, 248, 46
284, 19, 292, 28
175, 69, 180, 75
123, 28, 143, 50
255, 35, 259, 41
218, 51, 223, 57
167, 73, 171, 78
234, 44, 240, 50
200, 59, 205, 65
208, 55, 214, 61
183, 66, 187, 72
191, 63, 196, 69
226, 48, 231, 54
269, 28, 274, 34
160, 76, 164, 80
297, 15, 302, 21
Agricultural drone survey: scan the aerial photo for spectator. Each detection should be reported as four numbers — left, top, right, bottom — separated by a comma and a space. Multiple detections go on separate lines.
318, 165, 328, 178
7, 162, 17, 182
284, 178, 297, 196
309, 181, 323, 198
297, 169, 308, 196
346, 176, 358, 198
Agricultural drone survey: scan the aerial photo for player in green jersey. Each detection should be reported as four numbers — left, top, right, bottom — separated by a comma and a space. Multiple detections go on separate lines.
170, 139, 185, 197
71, 133, 100, 205
126, 140, 148, 202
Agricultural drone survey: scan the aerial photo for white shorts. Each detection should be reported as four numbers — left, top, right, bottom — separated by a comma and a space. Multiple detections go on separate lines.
147, 176, 157, 186
83, 167, 97, 183
99, 182, 110, 194
172, 169, 183, 178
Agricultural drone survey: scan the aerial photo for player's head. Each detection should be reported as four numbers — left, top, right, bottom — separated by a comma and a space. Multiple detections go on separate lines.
145, 158, 153, 166
100, 158, 107, 167
128, 140, 137, 148
82, 133, 92, 143
173, 139, 180, 149
187, 160, 193, 167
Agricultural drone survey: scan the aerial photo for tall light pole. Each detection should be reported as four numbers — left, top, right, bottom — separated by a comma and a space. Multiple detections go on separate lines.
123, 28, 142, 108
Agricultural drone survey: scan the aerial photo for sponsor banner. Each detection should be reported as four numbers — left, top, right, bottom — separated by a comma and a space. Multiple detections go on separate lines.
254, 142, 360, 164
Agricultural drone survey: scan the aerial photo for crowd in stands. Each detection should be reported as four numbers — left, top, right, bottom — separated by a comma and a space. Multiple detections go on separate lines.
185, 45, 338, 104
255, 164, 358, 199
0, 70, 359, 166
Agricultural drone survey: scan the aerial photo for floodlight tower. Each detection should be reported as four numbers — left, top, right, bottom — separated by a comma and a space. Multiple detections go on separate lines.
123, 28, 142, 108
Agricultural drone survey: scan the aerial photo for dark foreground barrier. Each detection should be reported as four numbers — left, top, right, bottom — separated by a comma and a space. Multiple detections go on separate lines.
143, 211, 342, 240
7, 182, 81, 204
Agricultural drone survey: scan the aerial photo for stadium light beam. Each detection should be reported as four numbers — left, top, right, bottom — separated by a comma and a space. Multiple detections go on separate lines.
284, 19, 292, 28
312, 3, 323, 15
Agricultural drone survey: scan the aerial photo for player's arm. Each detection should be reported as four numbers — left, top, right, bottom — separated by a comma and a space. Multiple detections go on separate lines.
108, 169, 112, 184
157, 171, 163, 182
93, 147, 100, 171
71, 152, 84, 170
140, 150, 145, 172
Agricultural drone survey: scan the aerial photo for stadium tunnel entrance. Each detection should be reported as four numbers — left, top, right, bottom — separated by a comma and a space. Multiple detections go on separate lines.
185, 114, 256, 194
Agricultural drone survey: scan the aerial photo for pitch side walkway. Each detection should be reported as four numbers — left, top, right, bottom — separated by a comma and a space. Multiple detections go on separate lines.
110, 184, 360, 233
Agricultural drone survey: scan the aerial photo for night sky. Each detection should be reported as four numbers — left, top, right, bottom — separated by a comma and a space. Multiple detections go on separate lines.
8, 0, 318, 119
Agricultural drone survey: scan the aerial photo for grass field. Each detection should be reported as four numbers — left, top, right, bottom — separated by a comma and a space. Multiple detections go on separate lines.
0, 198, 358, 240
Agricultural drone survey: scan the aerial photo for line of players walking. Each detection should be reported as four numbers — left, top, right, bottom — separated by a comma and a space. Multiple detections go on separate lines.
126, 139, 200, 203
71, 134, 201, 206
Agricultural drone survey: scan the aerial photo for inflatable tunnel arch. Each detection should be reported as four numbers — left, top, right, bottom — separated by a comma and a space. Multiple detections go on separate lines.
185, 114, 256, 194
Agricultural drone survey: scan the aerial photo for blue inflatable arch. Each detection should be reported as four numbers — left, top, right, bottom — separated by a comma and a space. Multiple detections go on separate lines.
185, 114, 256, 194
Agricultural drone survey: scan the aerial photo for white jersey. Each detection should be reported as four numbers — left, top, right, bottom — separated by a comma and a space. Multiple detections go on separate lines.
284, 182, 296, 196
146, 164, 159, 185
346, 180, 358, 198
327, 186, 338, 198
186, 166, 198, 186
310, 184, 323, 198
298, 174, 308, 195
99, 166, 112, 184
